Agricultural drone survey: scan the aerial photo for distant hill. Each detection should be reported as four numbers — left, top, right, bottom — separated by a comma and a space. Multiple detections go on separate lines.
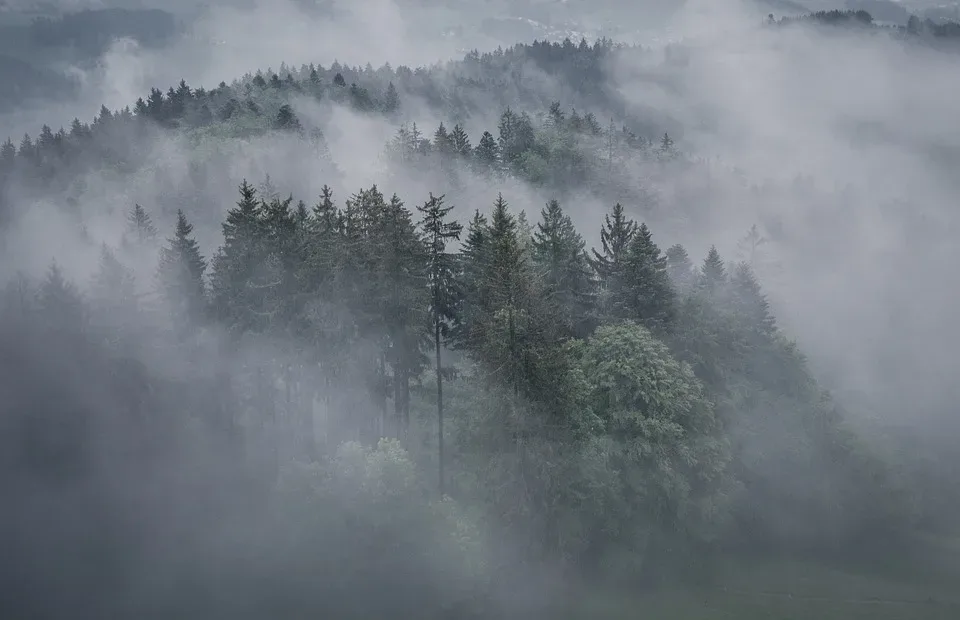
0, 8, 178, 112
0, 53, 76, 112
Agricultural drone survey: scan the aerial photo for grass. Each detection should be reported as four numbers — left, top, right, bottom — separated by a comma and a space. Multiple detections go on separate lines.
563, 540, 960, 619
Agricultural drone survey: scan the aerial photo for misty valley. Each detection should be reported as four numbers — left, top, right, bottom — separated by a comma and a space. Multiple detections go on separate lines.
2, 3, 960, 619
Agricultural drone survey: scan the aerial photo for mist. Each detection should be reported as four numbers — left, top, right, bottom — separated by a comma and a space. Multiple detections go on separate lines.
2, 0, 960, 618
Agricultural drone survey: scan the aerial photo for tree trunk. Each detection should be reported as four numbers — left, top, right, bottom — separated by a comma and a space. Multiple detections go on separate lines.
436, 319, 445, 497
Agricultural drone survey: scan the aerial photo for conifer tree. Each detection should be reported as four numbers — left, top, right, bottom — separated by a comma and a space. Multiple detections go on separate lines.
211, 180, 269, 332
36, 261, 85, 333
474, 131, 499, 170
666, 243, 696, 294
383, 82, 400, 116
417, 192, 462, 495
433, 122, 452, 155
729, 261, 776, 337
157, 209, 207, 326
90, 244, 138, 347
126, 203, 157, 244
450, 123, 472, 157
453, 210, 489, 352
532, 199, 596, 338
377, 192, 428, 439
275, 104, 302, 133
590, 202, 637, 319
619, 222, 675, 330
700, 245, 727, 294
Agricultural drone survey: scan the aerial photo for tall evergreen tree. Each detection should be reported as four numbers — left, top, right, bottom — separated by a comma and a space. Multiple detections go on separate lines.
450, 123, 472, 157
376, 192, 428, 439
474, 131, 499, 170
126, 203, 157, 244
666, 243, 696, 294
36, 261, 85, 333
700, 245, 727, 294
417, 192, 462, 495
617, 222, 675, 330
729, 261, 776, 337
90, 244, 138, 348
157, 209, 207, 326
383, 82, 400, 116
532, 199, 596, 338
590, 202, 637, 319
210, 180, 268, 332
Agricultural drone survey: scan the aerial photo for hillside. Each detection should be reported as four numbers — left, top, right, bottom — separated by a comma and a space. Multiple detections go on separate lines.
1, 8, 959, 619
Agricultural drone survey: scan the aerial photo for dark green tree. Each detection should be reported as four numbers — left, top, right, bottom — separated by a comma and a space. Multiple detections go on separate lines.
210, 180, 265, 331
474, 130, 500, 170
532, 199, 596, 338
619, 223, 675, 330
590, 202, 637, 319
417, 192, 463, 495
450, 123, 472, 157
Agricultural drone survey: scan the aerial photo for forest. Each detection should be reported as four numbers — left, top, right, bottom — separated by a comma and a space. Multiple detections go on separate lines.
1, 7, 960, 620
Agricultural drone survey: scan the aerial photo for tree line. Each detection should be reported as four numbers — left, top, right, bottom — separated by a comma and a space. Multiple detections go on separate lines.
1, 177, 910, 582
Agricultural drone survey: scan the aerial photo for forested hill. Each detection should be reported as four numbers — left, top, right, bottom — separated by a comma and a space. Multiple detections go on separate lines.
1, 10, 960, 619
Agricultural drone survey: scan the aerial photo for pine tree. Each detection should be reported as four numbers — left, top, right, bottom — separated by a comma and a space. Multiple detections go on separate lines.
433, 122, 452, 155
474, 131, 499, 170
453, 210, 489, 352
666, 243, 696, 294
700, 245, 727, 294
90, 244, 138, 347
211, 180, 268, 332
729, 261, 776, 336
532, 199, 596, 338
383, 81, 400, 116
450, 123, 472, 157
619, 222, 675, 330
377, 193, 428, 440
590, 203, 637, 319
417, 193, 463, 495
126, 203, 158, 244
275, 104, 302, 133
157, 209, 207, 326
36, 261, 85, 333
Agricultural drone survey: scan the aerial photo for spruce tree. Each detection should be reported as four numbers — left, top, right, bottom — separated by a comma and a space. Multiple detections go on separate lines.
666, 243, 696, 294
700, 245, 727, 294
590, 202, 637, 319
619, 222, 675, 330
532, 199, 596, 338
450, 123, 472, 157
417, 192, 463, 495
90, 244, 138, 347
36, 261, 85, 333
210, 180, 267, 331
275, 104, 302, 133
157, 209, 207, 326
433, 122, 452, 155
126, 203, 158, 244
383, 82, 400, 116
474, 131, 499, 170
729, 261, 776, 337
377, 192, 428, 439
453, 210, 489, 352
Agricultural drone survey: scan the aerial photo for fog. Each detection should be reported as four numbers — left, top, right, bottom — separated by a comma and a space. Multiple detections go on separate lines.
2, 0, 959, 617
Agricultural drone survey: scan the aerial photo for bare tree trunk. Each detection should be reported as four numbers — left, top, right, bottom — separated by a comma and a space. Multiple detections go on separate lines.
436, 320, 445, 497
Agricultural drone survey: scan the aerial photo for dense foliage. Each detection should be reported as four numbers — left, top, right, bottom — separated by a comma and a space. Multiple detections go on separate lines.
0, 11, 955, 618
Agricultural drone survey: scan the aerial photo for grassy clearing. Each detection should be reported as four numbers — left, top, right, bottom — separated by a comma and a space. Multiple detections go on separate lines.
563, 543, 960, 620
